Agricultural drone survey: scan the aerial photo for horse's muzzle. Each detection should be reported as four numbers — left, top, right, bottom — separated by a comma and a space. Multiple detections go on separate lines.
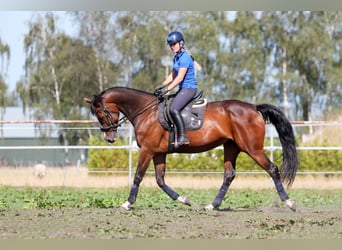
104, 132, 117, 143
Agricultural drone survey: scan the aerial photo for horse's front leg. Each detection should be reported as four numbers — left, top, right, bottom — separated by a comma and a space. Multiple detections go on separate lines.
153, 153, 191, 206
120, 150, 152, 210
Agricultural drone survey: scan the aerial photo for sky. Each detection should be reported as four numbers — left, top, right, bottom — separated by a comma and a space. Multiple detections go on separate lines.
0, 11, 74, 93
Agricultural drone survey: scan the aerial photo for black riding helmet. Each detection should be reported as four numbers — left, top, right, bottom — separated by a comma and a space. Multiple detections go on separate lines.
166, 31, 185, 45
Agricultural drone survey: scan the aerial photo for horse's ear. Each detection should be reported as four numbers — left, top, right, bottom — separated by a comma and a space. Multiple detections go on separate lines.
93, 95, 103, 107
83, 97, 92, 104
94, 94, 101, 102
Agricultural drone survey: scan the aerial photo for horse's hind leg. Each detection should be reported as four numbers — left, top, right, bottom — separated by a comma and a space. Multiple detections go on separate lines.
251, 151, 296, 211
206, 141, 240, 210
153, 153, 191, 206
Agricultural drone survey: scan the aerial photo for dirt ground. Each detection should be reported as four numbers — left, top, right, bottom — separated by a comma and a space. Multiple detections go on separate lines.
0, 206, 341, 239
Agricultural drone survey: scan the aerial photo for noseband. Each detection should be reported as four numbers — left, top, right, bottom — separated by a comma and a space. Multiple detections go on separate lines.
93, 102, 127, 133
99, 108, 121, 132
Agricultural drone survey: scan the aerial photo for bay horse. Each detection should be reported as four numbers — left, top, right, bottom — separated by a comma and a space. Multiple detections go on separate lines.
84, 87, 298, 211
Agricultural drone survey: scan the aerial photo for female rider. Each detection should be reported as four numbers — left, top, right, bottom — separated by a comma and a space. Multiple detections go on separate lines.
154, 31, 197, 147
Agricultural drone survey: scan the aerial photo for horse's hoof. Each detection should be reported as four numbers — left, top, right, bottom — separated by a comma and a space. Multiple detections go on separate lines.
285, 199, 296, 212
177, 196, 191, 206
184, 196, 191, 206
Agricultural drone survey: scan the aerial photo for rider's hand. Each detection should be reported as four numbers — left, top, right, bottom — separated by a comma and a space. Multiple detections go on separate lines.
154, 85, 168, 97
154, 85, 165, 92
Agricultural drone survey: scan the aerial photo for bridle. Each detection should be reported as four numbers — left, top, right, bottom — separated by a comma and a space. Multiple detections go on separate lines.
95, 95, 158, 133
99, 107, 126, 132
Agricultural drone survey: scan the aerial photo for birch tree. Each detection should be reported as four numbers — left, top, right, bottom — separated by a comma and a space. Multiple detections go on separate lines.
17, 12, 99, 148
0, 37, 10, 111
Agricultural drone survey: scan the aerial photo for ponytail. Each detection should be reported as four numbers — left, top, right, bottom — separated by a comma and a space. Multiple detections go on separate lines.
183, 45, 202, 72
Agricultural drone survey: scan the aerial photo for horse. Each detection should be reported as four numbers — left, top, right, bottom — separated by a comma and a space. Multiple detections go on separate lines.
84, 87, 298, 211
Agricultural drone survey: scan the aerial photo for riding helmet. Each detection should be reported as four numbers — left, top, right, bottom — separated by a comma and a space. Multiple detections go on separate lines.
166, 31, 185, 45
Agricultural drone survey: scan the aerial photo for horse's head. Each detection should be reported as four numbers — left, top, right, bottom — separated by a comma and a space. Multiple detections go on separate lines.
84, 95, 120, 143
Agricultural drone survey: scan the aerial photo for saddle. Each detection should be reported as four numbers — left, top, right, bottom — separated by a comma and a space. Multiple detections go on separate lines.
157, 90, 207, 132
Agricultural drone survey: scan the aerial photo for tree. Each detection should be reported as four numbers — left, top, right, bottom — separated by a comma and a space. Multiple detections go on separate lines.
211, 11, 271, 102
71, 11, 119, 92
0, 37, 10, 118
182, 11, 223, 101
319, 12, 342, 119
112, 12, 168, 92
261, 11, 341, 121
17, 12, 100, 151
13, 11, 342, 129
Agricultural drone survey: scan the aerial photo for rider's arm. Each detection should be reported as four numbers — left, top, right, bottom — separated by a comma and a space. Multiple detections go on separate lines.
166, 68, 187, 91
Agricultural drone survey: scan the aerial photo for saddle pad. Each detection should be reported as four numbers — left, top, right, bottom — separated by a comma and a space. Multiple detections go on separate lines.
158, 98, 207, 131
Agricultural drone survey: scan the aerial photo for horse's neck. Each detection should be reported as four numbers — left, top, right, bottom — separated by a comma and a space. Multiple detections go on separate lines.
108, 90, 153, 122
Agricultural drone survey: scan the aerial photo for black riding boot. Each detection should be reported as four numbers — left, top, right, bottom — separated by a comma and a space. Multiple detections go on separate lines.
171, 111, 189, 146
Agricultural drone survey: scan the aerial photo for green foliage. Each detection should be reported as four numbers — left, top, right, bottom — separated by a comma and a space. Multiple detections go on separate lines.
297, 138, 342, 172
165, 151, 265, 172
299, 149, 342, 172
87, 135, 139, 171
0, 187, 125, 209
0, 37, 10, 115
0, 186, 341, 210
87, 131, 342, 173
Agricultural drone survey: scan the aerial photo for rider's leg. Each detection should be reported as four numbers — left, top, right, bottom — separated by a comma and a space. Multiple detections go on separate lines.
169, 88, 196, 146
170, 110, 189, 145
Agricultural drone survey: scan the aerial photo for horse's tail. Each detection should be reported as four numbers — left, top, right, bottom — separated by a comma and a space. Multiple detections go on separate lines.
256, 104, 298, 187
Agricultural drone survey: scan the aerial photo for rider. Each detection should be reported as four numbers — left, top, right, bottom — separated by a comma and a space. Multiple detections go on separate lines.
154, 31, 197, 146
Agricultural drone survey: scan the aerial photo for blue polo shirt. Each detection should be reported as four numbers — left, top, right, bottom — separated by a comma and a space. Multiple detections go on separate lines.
173, 49, 197, 89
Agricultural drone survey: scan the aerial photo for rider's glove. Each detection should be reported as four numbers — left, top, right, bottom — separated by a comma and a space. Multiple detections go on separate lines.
154, 85, 168, 97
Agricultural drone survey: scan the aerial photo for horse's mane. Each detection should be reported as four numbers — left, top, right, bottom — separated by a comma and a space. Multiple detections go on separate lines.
90, 86, 155, 115
101, 86, 154, 97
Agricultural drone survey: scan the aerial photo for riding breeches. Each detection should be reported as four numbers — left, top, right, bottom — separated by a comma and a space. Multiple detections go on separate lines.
169, 88, 197, 115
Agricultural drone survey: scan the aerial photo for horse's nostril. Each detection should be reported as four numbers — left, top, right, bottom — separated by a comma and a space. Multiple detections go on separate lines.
106, 136, 116, 144
107, 139, 114, 143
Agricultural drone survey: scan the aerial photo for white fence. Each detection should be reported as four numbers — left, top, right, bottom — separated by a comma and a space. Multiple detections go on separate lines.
1, 120, 342, 183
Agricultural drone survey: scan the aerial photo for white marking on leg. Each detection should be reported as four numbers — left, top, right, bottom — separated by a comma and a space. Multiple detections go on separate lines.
205, 204, 214, 211
177, 196, 186, 203
120, 201, 131, 210
285, 199, 296, 212
177, 196, 191, 206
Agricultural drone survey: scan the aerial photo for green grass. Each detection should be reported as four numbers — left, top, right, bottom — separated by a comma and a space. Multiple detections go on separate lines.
0, 186, 341, 210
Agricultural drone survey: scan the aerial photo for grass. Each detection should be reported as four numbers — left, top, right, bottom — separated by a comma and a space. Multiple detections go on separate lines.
1, 166, 341, 210
0, 186, 341, 210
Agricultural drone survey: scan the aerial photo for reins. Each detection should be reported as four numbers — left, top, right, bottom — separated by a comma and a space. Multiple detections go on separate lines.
124, 97, 159, 124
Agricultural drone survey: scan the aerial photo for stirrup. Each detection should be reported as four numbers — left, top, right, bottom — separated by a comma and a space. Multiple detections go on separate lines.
177, 135, 189, 145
